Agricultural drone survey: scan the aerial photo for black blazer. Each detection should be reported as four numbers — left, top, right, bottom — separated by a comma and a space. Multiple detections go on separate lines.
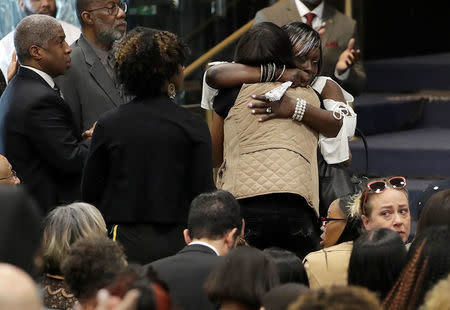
0, 67, 89, 212
148, 244, 221, 310
81, 94, 215, 224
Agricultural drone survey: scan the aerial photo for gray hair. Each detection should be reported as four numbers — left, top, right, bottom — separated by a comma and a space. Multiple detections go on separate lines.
14, 14, 62, 63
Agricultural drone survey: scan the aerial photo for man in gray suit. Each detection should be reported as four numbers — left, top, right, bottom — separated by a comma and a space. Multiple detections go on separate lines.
255, 0, 366, 96
57, 0, 128, 132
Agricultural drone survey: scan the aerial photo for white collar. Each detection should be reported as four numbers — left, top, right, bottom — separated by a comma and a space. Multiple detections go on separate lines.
21, 65, 55, 88
295, 0, 324, 19
189, 241, 220, 256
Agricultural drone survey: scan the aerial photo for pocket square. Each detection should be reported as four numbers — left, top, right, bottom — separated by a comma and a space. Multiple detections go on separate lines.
325, 42, 338, 47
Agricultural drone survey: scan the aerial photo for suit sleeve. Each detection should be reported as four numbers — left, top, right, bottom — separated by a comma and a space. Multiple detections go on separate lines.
25, 97, 89, 173
81, 121, 108, 205
190, 120, 216, 198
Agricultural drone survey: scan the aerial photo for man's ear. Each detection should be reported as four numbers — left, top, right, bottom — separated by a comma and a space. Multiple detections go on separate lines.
18, 0, 25, 11
81, 11, 95, 25
225, 228, 238, 247
183, 229, 192, 245
28, 45, 43, 61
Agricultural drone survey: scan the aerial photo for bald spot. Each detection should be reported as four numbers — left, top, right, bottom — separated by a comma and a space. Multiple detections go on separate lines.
0, 264, 42, 310
0, 155, 12, 179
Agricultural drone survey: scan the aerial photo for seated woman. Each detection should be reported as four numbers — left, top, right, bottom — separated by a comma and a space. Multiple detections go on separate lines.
81, 27, 216, 264
208, 21, 349, 259
204, 246, 279, 310
348, 228, 408, 300
302, 194, 363, 288
39, 202, 108, 310
356, 176, 411, 243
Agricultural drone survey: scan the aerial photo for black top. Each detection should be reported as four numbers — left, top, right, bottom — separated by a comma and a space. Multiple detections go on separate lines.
81, 95, 216, 224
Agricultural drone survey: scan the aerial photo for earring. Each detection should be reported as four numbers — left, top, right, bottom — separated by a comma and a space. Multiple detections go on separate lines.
167, 83, 176, 100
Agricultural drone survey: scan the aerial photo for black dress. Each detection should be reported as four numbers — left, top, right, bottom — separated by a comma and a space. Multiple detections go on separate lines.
82, 94, 216, 264
214, 87, 321, 259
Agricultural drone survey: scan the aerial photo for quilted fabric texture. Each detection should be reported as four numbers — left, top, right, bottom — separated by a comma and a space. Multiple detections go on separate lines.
217, 83, 320, 213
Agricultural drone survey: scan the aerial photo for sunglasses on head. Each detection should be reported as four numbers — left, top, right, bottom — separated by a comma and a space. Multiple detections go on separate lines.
362, 176, 407, 215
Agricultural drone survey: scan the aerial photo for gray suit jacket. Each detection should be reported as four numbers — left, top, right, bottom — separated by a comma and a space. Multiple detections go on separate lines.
254, 0, 366, 96
56, 35, 124, 132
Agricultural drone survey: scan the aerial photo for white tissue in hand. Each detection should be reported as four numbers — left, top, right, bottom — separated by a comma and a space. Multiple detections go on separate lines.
264, 81, 292, 102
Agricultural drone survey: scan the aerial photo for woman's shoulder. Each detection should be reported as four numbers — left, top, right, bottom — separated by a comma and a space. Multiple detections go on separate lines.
304, 241, 354, 261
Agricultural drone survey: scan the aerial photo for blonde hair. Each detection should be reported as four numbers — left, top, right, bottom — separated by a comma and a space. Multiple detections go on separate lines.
41, 202, 107, 273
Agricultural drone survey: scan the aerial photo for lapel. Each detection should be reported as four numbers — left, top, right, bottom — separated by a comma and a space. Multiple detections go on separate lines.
285, 0, 302, 22
321, 3, 337, 46
78, 35, 123, 108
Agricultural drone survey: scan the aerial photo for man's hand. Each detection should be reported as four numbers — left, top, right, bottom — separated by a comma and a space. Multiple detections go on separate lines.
279, 68, 310, 88
82, 121, 97, 140
248, 94, 297, 122
335, 38, 361, 75
7, 50, 19, 82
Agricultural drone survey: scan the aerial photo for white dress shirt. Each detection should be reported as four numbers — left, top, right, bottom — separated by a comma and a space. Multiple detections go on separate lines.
0, 19, 80, 84
189, 241, 220, 256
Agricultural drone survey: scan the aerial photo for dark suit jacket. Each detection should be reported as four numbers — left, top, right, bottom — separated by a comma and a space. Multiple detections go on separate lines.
0, 67, 89, 212
81, 94, 216, 224
56, 34, 124, 132
147, 244, 221, 310
254, 0, 366, 96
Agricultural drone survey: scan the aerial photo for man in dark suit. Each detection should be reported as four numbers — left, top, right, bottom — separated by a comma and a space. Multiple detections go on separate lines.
0, 15, 92, 212
255, 0, 366, 96
56, 0, 128, 133
146, 190, 244, 310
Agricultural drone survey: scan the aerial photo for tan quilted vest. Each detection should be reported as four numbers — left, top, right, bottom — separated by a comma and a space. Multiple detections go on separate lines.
216, 83, 320, 214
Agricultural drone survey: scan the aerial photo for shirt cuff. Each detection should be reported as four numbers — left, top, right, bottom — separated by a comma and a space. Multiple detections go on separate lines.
334, 68, 350, 81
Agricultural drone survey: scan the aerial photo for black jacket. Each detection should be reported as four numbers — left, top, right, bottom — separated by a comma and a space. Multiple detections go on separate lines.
0, 67, 89, 212
148, 244, 221, 310
81, 94, 215, 224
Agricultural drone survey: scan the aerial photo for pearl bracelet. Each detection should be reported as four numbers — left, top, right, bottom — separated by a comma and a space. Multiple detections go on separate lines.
292, 98, 307, 122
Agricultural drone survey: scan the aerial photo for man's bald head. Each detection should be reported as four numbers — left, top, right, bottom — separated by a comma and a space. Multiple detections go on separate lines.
0, 263, 42, 310
0, 155, 20, 185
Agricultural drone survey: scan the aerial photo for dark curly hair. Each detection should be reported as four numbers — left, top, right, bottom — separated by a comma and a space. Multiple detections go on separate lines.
115, 26, 189, 98
61, 237, 127, 302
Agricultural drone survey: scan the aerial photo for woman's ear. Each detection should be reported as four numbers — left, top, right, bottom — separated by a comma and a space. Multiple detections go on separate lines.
361, 214, 370, 230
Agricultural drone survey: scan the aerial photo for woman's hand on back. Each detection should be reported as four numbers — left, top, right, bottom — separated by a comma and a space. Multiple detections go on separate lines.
248, 94, 296, 122
279, 68, 310, 88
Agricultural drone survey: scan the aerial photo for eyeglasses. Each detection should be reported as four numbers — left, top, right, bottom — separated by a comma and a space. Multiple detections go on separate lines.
0, 170, 17, 181
86, 1, 127, 15
362, 176, 407, 215
321, 217, 346, 227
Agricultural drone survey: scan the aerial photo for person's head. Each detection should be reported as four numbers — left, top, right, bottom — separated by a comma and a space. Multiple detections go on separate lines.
0, 155, 20, 185
261, 283, 308, 310
41, 202, 107, 274
14, 15, 72, 77
419, 273, 450, 310
184, 190, 243, 255
357, 177, 410, 242
282, 22, 322, 84
115, 26, 189, 99
348, 228, 407, 300
234, 22, 295, 68
287, 285, 382, 310
383, 226, 450, 309
320, 194, 364, 248
0, 186, 42, 276
204, 246, 279, 310
61, 237, 128, 307
0, 263, 42, 310
262, 247, 308, 285
18, 0, 57, 17
106, 264, 171, 310
416, 189, 450, 234
77, 0, 127, 50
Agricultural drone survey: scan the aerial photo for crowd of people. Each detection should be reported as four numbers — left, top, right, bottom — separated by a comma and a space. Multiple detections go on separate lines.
0, 0, 449, 310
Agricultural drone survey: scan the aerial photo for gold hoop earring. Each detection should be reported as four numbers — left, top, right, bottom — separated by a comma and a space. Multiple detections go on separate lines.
167, 83, 176, 100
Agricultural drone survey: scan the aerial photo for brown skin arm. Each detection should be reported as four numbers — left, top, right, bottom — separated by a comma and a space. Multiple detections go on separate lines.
210, 111, 225, 168
205, 63, 310, 89
249, 93, 343, 138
